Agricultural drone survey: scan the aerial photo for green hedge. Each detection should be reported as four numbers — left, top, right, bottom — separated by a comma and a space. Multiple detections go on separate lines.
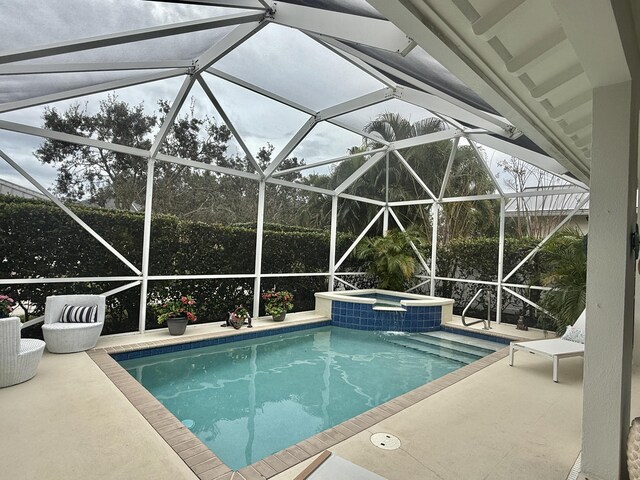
0, 197, 352, 335
1, 196, 552, 334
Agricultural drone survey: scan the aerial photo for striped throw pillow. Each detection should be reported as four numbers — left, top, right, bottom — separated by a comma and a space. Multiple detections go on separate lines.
60, 304, 98, 323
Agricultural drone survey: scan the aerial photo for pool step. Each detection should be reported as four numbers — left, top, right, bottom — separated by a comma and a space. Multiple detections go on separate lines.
421, 331, 503, 352
406, 334, 495, 357
383, 337, 480, 365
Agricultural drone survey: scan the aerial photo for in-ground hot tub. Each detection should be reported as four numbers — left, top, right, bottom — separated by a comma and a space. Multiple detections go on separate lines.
315, 289, 454, 332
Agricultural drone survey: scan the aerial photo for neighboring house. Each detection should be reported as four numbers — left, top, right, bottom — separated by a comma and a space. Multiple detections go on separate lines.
0, 178, 48, 201
505, 185, 589, 237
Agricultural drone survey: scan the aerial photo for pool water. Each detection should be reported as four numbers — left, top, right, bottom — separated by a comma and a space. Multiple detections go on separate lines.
119, 326, 501, 470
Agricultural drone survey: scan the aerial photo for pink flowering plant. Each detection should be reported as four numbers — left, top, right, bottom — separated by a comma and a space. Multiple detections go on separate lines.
261, 290, 294, 316
155, 295, 197, 324
0, 294, 16, 318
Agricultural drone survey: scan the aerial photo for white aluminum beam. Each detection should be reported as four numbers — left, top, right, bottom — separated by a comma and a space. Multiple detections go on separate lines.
439, 137, 460, 200
311, 34, 397, 88
103, 281, 142, 297
0, 13, 264, 64
252, 181, 266, 318
406, 279, 430, 293
334, 276, 359, 290
0, 119, 148, 157
266, 177, 333, 196
393, 150, 438, 202
144, 0, 267, 9
271, 147, 387, 177
155, 153, 260, 180
272, 3, 413, 54
206, 68, 388, 146
151, 22, 263, 158
197, 75, 263, 176
150, 75, 196, 158
264, 116, 316, 178
315, 36, 517, 136
506, 187, 588, 198
0, 61, 192, 75
390, 129, 462, 151
397, 86, 512, 136
467, 133, 567, 176
503, 287, 555, 319
328, 195, 338, 291
261, 272, 329, 278
388, 199, 435, 207
193, 22, 265, 74
496, 198, 506, 324
430, 203, 439, 295
149, 274, 254, 281
468, 139, 504, 196
335, 151, 386, 194
329, 119, 390, 146
388, 207, 430, 275
383, 153, 390, 236
439, 194, 501, 202
334, 207, 385, 271
206, 68, 315, 115
138, 159, 156, 333
0, 148, 142, 276
503, 195, 589, 282
338, 193, 386, 207
316, 88, 393, 121
0, 69, 186, 114
0, 276, 140, 285
0, 118, 261, 181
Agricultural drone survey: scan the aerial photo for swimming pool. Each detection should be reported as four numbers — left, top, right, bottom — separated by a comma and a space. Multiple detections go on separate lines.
119, 326, 502, 471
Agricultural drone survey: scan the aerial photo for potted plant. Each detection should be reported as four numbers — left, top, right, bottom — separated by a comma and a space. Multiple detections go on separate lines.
261, 290, 294, 322
155, 295, 197, 335
228, 305, 251, 329
0, 294, 16, 319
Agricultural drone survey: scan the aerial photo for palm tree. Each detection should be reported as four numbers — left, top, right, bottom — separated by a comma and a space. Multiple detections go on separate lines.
539, 228, 587, 334
356, 229, 424, 291
301, 112, 498, 240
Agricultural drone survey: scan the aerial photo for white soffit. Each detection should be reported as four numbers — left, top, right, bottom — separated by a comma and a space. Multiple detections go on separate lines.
365, 0, 609, 182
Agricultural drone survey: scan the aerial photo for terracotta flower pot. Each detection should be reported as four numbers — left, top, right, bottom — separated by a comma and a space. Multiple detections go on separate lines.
166, 317, 188, 335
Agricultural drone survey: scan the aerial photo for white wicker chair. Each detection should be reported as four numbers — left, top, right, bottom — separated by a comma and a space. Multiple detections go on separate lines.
42, 295, 106, 353
0, 316, 46, 388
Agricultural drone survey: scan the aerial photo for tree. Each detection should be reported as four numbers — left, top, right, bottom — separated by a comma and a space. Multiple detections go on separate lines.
498, 156, 584, 238
301, 113, 498, 240
36, 95, 156, 210
539, 228, 587, 334
35, 95, 308, 224
356, 229, 424, 291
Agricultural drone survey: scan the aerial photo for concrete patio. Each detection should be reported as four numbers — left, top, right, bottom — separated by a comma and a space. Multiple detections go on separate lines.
0, 316, 624, 480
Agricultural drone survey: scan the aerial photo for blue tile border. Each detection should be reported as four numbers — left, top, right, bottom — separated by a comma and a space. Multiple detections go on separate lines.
331, 300, 442, 332
111, 320, 332, 361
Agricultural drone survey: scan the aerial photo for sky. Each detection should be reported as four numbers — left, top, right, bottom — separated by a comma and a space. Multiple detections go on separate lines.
0, 0, 560, 195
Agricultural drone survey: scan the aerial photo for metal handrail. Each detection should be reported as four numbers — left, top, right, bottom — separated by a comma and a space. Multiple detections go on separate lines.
461, 288, 492, 330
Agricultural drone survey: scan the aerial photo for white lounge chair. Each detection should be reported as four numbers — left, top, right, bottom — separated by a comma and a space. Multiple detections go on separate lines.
294, 451, 386, 480
0, 316, 46, 388
42, 295, 106, 353
509, 310, 585, 383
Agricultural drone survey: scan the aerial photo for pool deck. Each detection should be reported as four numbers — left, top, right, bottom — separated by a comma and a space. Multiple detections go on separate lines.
2, 313, 638, 480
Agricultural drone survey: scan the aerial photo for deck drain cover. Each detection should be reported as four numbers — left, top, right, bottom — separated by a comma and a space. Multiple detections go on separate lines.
370, 432, 401, 450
